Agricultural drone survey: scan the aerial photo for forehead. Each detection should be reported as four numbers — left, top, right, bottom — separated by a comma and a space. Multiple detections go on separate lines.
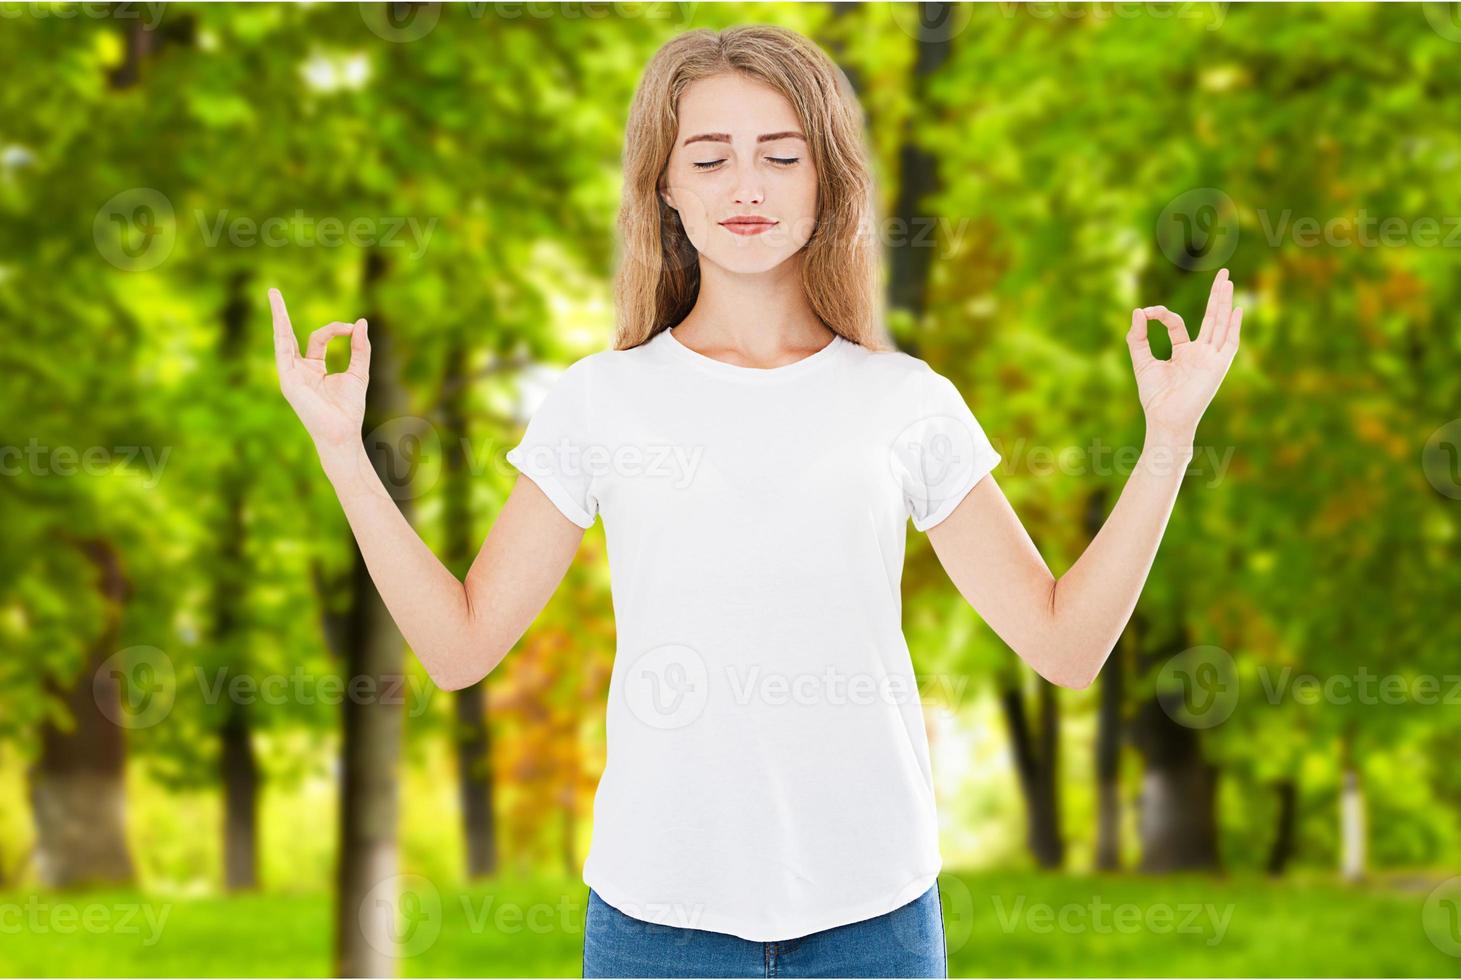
675, 73, 802, 138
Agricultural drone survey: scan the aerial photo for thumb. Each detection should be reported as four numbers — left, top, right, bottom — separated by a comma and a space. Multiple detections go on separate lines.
347, 318, 372, 382
1126, 309, 1156, 373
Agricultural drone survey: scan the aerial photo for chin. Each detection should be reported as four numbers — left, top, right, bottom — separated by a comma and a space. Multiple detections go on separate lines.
698, 241, 805, 276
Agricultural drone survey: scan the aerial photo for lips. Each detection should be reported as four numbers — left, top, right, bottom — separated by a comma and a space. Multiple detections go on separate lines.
720, 217, 777, 237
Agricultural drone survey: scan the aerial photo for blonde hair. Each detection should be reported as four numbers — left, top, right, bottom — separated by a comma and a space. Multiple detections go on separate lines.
612, 25, 895, 352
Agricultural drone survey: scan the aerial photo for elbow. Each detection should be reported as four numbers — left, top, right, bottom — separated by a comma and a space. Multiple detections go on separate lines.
1022, 640, 1103, 691
429, 670, 472, 693
1058, 666, 1098, 691
1056, 638, 1114, 690
1033, 579, 1106, 690
421, 597, 501, 692
422, 649, 494, 693
1034, 661, 1097, 691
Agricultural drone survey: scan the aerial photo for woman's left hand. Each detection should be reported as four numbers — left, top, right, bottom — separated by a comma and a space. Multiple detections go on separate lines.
1127, 268, 1243, 446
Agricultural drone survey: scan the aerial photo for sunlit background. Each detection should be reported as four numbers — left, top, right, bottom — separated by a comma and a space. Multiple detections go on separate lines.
2, 1, 1460, 976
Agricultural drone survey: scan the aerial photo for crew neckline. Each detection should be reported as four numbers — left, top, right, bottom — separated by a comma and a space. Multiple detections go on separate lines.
659, 326, 845, 383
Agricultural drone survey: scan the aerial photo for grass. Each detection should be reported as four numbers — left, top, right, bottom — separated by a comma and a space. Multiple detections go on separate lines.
0, 870, 1455, 977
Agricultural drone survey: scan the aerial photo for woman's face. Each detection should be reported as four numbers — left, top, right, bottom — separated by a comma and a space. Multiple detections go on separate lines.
659, 72, 819, 275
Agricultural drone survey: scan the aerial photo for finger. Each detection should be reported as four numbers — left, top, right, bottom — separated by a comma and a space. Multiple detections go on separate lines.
1219, 307, 1242, 355
1210, 285, 1235, 348
1141, 305, 1190, 348
1126, 309, 1156, 373
1212, 276, 1234, 345
269, 288, 300, 370
306, 321, 359, 361
1199, 268, 1227, 346
347, 319, 371, 383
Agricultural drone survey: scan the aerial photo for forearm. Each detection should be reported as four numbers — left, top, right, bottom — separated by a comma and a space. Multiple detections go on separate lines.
1044, 429, 1195, 687
318, 441, 484, 691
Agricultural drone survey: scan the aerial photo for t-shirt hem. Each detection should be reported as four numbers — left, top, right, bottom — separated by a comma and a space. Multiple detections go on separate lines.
912, 451, 1002, 532
583, 868, 942, 943
505, 448, 596, 529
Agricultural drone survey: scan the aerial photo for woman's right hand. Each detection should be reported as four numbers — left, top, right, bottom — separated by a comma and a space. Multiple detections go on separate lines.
269, 287, 371, 459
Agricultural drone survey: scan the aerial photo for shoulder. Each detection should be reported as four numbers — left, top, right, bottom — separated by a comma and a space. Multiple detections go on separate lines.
566, 335, 664, 381
841, 341, 952, 404
532, 344, 630, 393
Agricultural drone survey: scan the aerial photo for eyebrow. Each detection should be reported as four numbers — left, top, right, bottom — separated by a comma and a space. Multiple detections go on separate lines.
681, 131, 806, 147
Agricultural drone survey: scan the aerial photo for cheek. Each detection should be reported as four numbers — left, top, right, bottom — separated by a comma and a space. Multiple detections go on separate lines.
671, 181, 713, 232
664, 166, 706, 210
797, 166, 819, 209
787, 170, 820, 243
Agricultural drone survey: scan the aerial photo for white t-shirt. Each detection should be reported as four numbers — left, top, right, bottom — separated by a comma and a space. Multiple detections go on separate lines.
504, 324, 1002, 942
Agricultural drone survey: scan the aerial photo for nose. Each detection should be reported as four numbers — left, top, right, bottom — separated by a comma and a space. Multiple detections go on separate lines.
732, 158, 765, 206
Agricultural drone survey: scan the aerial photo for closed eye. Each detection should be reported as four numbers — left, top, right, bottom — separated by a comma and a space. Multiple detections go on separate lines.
691, 157, 801, 170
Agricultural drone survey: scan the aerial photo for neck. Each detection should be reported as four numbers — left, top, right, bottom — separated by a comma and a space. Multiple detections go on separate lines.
673, 252, 831, 357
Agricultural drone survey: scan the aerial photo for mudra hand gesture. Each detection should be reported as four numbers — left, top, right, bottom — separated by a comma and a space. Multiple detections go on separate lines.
1127, 268, 1243, 445
269, 287, 371, 460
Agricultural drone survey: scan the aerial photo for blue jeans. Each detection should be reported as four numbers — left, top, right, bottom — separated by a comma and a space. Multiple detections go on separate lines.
582, 882, 947, 978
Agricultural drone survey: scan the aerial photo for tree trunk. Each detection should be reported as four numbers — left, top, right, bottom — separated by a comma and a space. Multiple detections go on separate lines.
28, 538, 136, 888
220, 706, 258, 889
1094, 631, 1126, 871
885, 4, 953, 337
1083, 488, 1126, 872
1265, 778, 1297, 876
1133, 628, 1220, 872
820, 1, 867, 99
440, 340, 498, 879
999, 679, 1064, 869
1339, 728, 1365, 883
334, 251, 408, 978
32, 6, 191, 891
218, 269, 259, 891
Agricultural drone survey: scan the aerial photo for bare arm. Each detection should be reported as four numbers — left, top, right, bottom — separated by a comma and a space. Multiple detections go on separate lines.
321, 450, 584, 690
269, 288, 583, 691
925, 269, 1243, 689
927, 440, 1191, 689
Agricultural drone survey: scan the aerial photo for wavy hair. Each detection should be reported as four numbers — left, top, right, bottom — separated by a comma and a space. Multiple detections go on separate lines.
612, 25, 894, 352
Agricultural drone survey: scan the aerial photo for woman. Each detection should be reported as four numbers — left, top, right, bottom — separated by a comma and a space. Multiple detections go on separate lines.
267, 24, 1241, 980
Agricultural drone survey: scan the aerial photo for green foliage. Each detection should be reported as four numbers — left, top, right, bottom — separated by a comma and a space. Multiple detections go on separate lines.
0, 0, 1457, 945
